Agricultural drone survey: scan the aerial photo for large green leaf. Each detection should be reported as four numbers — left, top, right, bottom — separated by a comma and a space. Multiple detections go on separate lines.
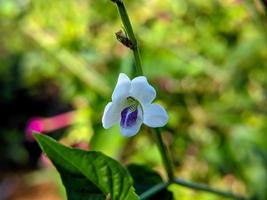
34, 134, 139, 200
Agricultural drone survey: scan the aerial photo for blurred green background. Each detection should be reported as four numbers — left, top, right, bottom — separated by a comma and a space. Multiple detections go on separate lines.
0, 0, 267, 199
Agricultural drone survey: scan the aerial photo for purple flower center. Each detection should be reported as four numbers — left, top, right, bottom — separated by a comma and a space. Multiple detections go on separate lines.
120, 106, 138, 128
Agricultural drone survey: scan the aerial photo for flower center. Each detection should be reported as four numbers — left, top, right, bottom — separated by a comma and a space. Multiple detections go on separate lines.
120, 97, 139, 128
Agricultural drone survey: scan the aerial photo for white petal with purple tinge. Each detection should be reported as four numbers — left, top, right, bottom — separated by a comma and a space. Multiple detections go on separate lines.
130, 76, 156, 106
143, 104, 168, 127
102, 102, 123, 129
112, 73, 131, 102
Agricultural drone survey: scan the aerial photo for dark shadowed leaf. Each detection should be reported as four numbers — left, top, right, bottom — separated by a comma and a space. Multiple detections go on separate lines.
127, 164, 173, 200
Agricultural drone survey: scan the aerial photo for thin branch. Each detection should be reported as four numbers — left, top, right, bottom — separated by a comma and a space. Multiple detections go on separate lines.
140, 182, 170, 200
174, 178, 249, 200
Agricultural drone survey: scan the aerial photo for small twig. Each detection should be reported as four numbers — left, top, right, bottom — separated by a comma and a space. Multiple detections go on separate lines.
140, 182, 170, 200
140, 179, 249, 200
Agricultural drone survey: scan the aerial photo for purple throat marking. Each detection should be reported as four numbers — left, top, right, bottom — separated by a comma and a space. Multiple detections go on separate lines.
120, 106, 138, 128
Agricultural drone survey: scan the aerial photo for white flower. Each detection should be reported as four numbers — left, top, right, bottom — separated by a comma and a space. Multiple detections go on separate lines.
102, 73, 168, 137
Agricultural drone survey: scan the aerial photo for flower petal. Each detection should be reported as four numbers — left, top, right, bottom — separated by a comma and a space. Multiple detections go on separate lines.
143, 104, 168, 127
120, 106, 143, 137
130, 76, 156, 106
112, 73, 131, 102
102, 101, 124, 129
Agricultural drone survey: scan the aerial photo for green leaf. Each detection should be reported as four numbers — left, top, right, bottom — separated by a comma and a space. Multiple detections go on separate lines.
127, 164, 173, 200
34, 134, 139, 200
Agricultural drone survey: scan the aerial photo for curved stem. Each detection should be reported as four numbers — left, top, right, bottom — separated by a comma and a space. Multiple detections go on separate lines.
111, 0, 143, 76
173, 178, 248, 200
140, 182, 170, 200
140, 179, 248, 200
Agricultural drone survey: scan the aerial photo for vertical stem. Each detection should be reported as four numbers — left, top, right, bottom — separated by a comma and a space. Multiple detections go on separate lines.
112, 0, 143, 76
154, 129, 174, 181
132, 47, 143, 76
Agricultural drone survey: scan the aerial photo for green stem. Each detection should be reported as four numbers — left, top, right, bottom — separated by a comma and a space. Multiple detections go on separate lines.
140, 179, 248, 200
132, 47, 143, 76
173, 178, 248, 200
140, 182, 170, 200
154, 128, 174, 181
111, 0, 143, 76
